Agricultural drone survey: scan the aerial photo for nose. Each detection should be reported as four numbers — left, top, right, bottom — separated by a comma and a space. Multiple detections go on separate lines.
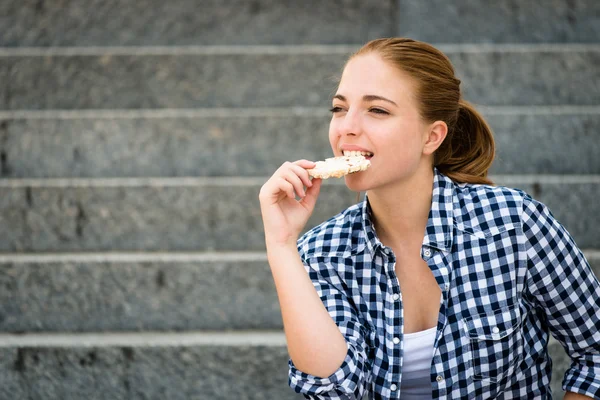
335, 109, 362, 137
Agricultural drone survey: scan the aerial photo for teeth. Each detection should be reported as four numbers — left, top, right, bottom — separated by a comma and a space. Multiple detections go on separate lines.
343, 150, 373, 157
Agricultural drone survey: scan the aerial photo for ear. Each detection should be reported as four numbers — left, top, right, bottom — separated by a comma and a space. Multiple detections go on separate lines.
422, 120, 448, 156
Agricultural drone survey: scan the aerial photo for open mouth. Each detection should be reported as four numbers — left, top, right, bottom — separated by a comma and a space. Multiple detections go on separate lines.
343, 150, 373, 160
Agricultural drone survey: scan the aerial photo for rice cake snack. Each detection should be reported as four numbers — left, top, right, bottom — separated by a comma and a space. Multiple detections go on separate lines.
307, 155, 371, 179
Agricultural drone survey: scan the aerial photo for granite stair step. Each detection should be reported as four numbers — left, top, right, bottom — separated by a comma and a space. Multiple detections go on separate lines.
1, 175, 598, 252
3, 0, 598, 47
0, 252, 280, 332
0, 45, 598, 110
1, 0, 395, 47
0, 251, 597, 333
0, 331, 297, 400
0, 330, 579, 399
397, 0, 600, 44
0, 106, 598, 178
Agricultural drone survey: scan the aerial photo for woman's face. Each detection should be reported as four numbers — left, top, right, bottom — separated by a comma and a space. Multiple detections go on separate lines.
329, 53, 432, 192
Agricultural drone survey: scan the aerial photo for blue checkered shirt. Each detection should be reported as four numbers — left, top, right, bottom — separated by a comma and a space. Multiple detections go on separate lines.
288, 169, 600, 399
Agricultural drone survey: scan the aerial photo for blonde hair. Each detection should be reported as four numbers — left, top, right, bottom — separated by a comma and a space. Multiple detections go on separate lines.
351, 38, 495, 185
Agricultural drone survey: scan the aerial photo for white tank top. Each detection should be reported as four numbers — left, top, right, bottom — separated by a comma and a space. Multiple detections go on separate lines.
400, 325, 437, 399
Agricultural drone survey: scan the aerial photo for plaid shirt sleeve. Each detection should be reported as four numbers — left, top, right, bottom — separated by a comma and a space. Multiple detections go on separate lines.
522, 194, 600, 398
288, 254, 372, 399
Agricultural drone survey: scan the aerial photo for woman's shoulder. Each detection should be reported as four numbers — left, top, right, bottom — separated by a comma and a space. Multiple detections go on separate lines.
451, 180, 536, 232
455, 180, 529, 202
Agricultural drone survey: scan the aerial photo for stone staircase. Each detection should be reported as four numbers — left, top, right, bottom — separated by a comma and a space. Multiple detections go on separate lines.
0, 1, 598, 398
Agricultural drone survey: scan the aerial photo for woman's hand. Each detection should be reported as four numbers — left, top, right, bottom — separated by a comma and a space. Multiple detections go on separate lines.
259, 160, 322, 248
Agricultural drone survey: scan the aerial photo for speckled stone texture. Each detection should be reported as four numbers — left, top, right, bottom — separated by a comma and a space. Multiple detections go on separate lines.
398, 0, 600, 43
0, 259, 280, 332
0, 0, 395, 47
1, 50, 598, 110
0, 181, 357, 252
549, 338, 576, 398
488, 113, 600, 174
0, 255, 597, 333
0, 114, 334, 178
0, 53, 347, 109
0, 179, 597, 252
0, 340, 581, 399
0, 346, 300, 400
0, 112, 598, 178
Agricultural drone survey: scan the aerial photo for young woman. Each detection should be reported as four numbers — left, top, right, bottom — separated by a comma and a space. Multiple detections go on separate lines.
258, 38, 600, 399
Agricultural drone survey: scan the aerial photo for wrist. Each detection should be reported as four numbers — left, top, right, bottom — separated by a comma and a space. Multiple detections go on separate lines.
264, 233, 299, 250
265, 240, 299, 259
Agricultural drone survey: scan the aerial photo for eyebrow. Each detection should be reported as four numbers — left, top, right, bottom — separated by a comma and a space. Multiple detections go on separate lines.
333, 94, 398, 106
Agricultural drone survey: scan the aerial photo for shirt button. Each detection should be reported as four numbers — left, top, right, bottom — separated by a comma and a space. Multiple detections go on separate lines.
393, 337, 400, 344
392, 293, 400, 301
423, 249, 432, 257
492, 327, 500, 334
390, 384, 397, 391
436, 375, 443, 382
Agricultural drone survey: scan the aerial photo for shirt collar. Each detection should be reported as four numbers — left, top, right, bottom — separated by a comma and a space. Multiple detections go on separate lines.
360, 196, 379, 255
422, 168, 455, 252
359, 168, 455, 255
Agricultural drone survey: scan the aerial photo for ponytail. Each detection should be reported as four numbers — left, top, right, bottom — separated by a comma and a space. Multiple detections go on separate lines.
434, 100, 495, 185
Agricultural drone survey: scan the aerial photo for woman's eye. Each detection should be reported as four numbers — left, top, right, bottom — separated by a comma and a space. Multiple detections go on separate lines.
370, 108, 389, 115
329, 106, 343, 113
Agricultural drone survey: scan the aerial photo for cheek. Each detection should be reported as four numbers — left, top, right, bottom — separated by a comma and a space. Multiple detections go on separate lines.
328, 121, 338, 149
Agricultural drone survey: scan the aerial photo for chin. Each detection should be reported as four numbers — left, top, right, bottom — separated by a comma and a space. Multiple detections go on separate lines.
343, 173, 372, 192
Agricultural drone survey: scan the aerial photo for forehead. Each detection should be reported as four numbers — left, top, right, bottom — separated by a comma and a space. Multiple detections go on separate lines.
336, 53, 416, 104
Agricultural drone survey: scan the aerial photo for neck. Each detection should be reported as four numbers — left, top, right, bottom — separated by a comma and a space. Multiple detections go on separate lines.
367, 167, 434, 248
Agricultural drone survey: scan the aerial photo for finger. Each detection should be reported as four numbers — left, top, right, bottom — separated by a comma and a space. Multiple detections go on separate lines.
289, 163, 313, 188
277, 178, 296, 199
280, 171, 306, 198
300, 178, 322, 209
293, 159, 316, 169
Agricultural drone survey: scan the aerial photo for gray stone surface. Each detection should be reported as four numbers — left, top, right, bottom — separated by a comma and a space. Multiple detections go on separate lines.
1, 49, 598, 110
448, 50, 600, 107
1, 111, 599, 178
549, 338, 573, 398
0, 339, 580, 399
0, 259, 280, 332
0, 0, 394, 47
0, 53, 346, 110
0, 180, 357, 252
489, 112, 600, 175
0, 345, 300, 399
398, 0, 600, 44
0, 113, 334, 178
0, 178, 597, 252
0, 253, 597, 333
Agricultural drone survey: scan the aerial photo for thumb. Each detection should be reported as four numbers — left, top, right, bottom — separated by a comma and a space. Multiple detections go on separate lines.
300, 178, 322, 210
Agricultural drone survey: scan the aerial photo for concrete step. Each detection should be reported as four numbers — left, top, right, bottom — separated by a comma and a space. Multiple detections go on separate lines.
0, 332, 298, 400
0, 331, 578, 399
1, 107, 599, 178
3, 0, 598, 47
0, 252, 597, 333
0, 45, 598, 110
398, 0, 600, 44
1, 176, 598, 252
1, 0, 394, 47
0, 253, 281, 332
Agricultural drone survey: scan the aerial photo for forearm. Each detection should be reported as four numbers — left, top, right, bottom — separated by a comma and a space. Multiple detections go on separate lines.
267, 243, 348, 378
564, 392, 594, 400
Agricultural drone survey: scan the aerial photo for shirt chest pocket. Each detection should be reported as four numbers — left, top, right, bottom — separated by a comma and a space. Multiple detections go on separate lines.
463, 305, 524, 383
